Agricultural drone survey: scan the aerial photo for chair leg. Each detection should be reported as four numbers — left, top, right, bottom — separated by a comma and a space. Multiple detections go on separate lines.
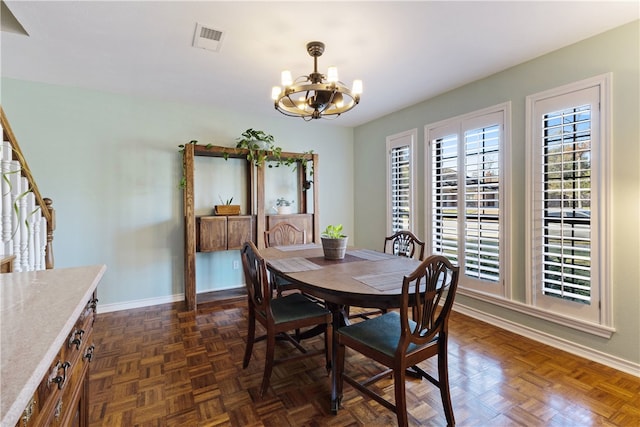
324, 323, 333, 373
438, 342, 455, 426
260, 329, 276, 397
394, 364, 409, 427
243, 308, 256, 369
335, 342, 345, 406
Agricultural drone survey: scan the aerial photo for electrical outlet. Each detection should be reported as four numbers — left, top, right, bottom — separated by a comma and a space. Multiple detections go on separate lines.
233, 260, 240, 270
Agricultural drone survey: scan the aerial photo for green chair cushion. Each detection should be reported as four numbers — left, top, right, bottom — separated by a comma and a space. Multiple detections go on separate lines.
337, 311, 434, 357
270, 292, 330, 324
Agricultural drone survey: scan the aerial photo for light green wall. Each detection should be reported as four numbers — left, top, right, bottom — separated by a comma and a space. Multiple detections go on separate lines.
0, 80, 354, 306
354, 21, 640, 364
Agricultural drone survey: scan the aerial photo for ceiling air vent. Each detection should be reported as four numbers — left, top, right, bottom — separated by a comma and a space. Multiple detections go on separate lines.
193, 23, 224, 52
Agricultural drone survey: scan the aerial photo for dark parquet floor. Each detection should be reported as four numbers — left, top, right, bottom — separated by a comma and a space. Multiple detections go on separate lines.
88, 295, 640, 426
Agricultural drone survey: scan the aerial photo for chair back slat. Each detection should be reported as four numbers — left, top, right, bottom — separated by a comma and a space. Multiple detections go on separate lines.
383, 230, 425, 261
264, 222, 306, 248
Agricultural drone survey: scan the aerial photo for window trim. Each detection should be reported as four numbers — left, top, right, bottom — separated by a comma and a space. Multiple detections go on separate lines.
386, 129, 417, 235
525, 73, 613, 329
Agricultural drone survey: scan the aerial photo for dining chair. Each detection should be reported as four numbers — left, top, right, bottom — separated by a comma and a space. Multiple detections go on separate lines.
335, 255, 460, 427
240, 241, 333, 397
264, 221, 307, 297
383, 230, 425, 261
349, 231, 426, 321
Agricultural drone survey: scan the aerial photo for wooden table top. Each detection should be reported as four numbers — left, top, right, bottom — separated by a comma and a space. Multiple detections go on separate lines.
261, 245, 421, 309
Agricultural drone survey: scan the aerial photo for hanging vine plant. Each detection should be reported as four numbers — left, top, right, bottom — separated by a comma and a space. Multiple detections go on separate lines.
234, 128, 282, 167
178, 129, 314, 189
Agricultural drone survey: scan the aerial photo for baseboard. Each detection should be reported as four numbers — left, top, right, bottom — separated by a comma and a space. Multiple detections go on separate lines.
96, 285, 246, 314
454, 302, 640, 378
97, 293, 185, 314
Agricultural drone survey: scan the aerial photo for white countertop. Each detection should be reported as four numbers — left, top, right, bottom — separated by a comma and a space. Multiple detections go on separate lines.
0, 265, 106, 427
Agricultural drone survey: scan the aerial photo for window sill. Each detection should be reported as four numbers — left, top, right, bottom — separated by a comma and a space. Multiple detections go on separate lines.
457, 288, 615, 339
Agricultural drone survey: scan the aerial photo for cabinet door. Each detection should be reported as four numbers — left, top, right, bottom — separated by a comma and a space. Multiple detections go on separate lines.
197, 217, 227, 252
227, 216, 254, 250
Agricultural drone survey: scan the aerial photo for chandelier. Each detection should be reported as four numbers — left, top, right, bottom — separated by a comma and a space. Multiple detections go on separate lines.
271, 41, 362, 120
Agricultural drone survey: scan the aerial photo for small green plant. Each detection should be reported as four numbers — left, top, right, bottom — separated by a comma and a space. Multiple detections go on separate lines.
276, 198, 293, 207
322, 224, 346, 239
218, 196, 234, 205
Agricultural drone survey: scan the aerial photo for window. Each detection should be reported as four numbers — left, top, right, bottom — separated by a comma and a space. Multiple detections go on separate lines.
426, 104, 510, 296
526, 74, 611, 326
386, 129, 416, 235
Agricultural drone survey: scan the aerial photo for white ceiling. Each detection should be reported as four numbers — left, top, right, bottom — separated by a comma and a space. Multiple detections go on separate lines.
1, 1, 638, 127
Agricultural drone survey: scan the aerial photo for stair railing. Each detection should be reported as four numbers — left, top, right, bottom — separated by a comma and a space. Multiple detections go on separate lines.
0, 106, 55, 271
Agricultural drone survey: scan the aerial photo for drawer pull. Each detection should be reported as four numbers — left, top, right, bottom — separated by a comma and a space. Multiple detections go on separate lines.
89, 297, 99, 310
84, 344, 95, 362
21, 397, 36, 426
54, 398, 63, 420
49, 361, 71, 390
68, 329, 85, 349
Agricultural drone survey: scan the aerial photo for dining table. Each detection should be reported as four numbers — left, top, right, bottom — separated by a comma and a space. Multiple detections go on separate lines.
261, 243, 422, 413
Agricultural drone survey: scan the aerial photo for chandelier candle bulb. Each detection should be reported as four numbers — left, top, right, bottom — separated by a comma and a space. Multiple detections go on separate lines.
327, 66, 339, 82
352, 79, 363, 95
281, 70, 293, 86
271, 86, 281, 100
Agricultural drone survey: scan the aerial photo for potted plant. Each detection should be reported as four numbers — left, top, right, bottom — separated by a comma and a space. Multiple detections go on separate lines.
275, 198, 294, 215
321, 224, 348, 260
235, 128, 282, 167
214, 196, 240, 216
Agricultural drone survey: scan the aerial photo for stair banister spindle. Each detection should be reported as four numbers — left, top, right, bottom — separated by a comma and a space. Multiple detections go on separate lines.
37, 216, 46, 270
10, 170, 21, 270
33, 209, 42, 270
19, 177, 29, 272
26, 192, 36, 271
1, 142, 13, 254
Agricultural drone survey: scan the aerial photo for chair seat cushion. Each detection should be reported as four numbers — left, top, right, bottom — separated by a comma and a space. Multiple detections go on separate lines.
270, 292, 330, 324
337, 311, 434, 357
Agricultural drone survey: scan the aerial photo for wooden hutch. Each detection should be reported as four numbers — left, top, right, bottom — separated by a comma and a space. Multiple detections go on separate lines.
182, 143, 319, 311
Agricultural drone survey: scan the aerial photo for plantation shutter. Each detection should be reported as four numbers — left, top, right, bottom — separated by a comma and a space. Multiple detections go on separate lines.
390, 144, 411, 232
539, 104, 593, 303
431, 134, 459, 264
463, 124, 500, 282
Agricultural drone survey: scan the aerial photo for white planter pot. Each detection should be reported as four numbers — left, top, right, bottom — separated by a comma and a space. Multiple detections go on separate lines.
277, 206, 292, 215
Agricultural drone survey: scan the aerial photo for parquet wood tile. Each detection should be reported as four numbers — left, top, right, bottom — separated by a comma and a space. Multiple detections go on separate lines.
88, 299, 640, 426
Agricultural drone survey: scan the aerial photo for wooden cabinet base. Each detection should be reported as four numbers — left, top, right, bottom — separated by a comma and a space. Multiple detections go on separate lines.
196, 215, 255, 252
16, 292, 97, 427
